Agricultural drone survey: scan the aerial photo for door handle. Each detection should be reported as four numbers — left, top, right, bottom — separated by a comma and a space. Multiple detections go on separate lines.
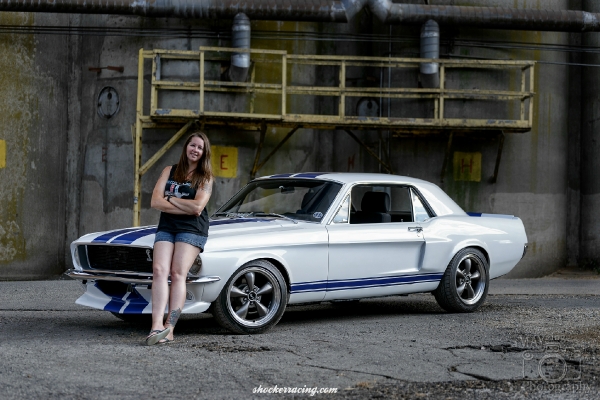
408, 226, 423, 233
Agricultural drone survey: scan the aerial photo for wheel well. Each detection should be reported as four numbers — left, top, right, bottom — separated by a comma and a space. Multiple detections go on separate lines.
260, 258, 291, 293
467, 245, 490, 266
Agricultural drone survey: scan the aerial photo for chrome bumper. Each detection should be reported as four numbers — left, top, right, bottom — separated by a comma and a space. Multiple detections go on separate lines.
65, 269, 220, 285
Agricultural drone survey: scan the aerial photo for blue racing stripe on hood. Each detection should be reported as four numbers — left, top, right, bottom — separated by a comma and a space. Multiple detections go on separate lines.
210, 218, 275, 226
110, 227, 157, 244
292, 173, 325, 178
92, 227, 145, 243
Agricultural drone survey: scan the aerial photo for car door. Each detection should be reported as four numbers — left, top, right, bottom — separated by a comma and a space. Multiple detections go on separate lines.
324, 185, 426, 301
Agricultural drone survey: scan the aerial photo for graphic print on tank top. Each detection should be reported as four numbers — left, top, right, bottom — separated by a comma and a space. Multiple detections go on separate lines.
165, 180, 195, 199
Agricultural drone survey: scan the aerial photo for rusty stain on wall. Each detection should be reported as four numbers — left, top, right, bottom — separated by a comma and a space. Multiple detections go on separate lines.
0, 12, 35, 263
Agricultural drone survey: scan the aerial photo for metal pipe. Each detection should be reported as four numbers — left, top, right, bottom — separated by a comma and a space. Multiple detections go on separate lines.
227, 13, 251, 82
0, 1, 598, 32
0, 0, 351, 21
384, 4, 600, 32
420, 19, 439, 89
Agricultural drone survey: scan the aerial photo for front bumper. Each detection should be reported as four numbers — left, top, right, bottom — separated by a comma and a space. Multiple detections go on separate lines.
65, 269, 220, 285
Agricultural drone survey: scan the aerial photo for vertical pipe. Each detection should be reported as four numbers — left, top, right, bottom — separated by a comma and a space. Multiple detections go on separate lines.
339, 60, 346, 118
420, 19, 440, 89
227, 13, 251, 82
200, 50, 205, 114
281, 54, 287, 116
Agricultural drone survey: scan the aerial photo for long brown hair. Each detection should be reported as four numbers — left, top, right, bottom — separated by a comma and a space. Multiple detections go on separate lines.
173, 131, 213, 189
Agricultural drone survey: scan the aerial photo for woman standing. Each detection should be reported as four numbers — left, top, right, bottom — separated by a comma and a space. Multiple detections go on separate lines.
145, 132, 213, 345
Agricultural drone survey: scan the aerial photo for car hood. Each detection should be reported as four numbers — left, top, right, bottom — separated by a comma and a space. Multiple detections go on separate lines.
73, 218, 311, 249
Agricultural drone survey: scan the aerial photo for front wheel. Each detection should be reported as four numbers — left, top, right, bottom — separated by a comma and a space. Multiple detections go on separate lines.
212, 260, 288, 334
433, 248, 489, 313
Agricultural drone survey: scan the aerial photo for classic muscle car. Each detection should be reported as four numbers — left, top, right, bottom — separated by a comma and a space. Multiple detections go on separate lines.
66, 173, 528, 334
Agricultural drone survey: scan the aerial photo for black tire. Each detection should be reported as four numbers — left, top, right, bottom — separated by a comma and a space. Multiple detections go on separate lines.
433, 247, 489, 313
111, 312, 151, 323
212, 260, 288, 334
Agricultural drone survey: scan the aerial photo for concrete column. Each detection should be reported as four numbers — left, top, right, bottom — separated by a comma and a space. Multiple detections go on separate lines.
580, 1, 600, 263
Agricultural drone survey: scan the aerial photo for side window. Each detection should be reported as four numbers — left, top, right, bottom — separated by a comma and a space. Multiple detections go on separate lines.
348, 184, 414, 224
411, 189, 432, 222
332, 195, 350, 224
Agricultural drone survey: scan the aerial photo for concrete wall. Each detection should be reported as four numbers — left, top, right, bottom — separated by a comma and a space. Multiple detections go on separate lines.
0, 0, 589, 279
0, 13, 70, 279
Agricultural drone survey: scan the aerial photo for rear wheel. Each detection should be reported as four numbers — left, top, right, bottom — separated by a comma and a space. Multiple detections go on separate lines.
212, 260, 288, 334
433, 248, 489, 313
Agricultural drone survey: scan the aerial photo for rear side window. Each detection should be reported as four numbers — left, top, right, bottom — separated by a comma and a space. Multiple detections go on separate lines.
411, 189, 433, 222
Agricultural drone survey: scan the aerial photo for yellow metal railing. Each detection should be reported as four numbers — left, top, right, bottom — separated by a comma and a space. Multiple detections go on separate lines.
141, 46, 535, 129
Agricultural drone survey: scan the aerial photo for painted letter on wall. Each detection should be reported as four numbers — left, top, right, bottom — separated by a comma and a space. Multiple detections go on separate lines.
453, 152, 481, 182
211, 146, 238, 178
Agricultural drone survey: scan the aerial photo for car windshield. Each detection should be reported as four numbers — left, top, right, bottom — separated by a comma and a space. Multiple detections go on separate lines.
215, 179, 343, 222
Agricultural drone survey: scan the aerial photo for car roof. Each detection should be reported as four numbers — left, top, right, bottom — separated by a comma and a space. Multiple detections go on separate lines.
255, 172, 431, 185
255, 172, 466, 216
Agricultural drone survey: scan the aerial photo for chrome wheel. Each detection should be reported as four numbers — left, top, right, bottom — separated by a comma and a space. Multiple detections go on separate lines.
434, 248, 489, 313
454, 254, 486, 306
213, 260, 288, 334
226, 267, 281, 327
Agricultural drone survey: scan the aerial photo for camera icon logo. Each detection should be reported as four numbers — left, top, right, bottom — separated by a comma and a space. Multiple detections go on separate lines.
522, 343, 582, 383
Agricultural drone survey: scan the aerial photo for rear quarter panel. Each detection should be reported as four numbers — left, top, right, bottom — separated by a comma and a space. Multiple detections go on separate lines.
420, 215, 527, 279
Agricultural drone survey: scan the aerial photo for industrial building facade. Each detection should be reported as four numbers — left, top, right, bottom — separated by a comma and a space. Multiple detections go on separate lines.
0, 0, 597, 279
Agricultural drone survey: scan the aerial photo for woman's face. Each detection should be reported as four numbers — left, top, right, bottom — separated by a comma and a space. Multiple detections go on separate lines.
186, 136, 204, 164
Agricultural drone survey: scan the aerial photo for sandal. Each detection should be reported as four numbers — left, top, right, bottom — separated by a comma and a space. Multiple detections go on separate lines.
158, 337, 174, 344
145, 327, 170, 346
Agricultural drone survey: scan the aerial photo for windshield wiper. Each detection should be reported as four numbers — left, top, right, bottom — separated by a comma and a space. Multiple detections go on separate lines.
212, 212, 252, 218
253, 212, 298, 224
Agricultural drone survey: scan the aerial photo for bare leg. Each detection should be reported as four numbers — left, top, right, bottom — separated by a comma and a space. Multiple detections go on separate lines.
150, 241, 175, 333
164, 241, 200, 340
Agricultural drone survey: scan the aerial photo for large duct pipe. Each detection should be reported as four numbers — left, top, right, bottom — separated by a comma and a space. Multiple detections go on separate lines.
420, 20, 439, 89
0, 1, 600, 32
384, 4, 600, 31
227, 13, 251, 83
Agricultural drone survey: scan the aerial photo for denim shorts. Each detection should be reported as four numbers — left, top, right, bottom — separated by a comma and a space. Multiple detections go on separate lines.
154, 231, 208, 251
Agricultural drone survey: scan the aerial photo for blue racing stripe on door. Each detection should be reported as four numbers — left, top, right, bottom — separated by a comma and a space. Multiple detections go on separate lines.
110, 227, 157, 244
290, 273, 443, 294
92, 227, 145, 243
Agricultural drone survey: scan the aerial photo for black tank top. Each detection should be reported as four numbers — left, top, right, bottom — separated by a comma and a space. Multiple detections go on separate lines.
157, 165, 209, 236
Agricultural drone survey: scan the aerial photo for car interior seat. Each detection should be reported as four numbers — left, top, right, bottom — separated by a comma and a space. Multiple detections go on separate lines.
351, 191, 391, 224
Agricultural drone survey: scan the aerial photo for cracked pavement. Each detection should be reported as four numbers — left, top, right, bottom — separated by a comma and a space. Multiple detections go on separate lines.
0, 277, 599, 399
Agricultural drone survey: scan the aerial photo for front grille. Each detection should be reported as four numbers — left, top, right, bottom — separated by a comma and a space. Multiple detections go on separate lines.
84, 245, 153, 273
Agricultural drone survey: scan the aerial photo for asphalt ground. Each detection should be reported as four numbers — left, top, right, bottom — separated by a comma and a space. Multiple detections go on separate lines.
0, 273, 599, 400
